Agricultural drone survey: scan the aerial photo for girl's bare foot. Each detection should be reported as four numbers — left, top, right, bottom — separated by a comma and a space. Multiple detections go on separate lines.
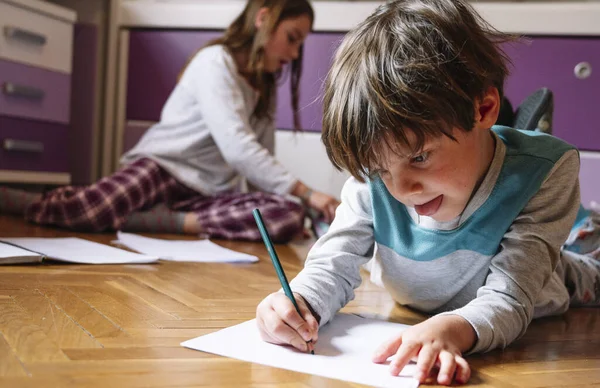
0, 187, 42, 215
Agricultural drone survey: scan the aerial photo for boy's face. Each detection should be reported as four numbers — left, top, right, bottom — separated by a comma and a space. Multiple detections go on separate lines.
377, 126, 495, 222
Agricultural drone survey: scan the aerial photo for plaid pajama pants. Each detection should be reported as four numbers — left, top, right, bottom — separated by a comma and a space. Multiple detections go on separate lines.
26, 158, 305, 242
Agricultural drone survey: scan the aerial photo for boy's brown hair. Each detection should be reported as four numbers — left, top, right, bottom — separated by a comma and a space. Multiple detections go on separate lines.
322, 0, 514, 181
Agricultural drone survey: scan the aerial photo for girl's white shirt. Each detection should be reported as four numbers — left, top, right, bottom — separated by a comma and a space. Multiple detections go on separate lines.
121, 44, 297, 196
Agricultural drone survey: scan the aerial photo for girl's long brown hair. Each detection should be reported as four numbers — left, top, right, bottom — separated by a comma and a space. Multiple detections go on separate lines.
182, 0, 314, 129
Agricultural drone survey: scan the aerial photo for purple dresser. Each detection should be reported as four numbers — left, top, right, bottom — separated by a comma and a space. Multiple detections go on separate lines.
0, 0, 75, 185
0, 59, 71, 176
0, 59, 71, 124
0, 116, 69, 173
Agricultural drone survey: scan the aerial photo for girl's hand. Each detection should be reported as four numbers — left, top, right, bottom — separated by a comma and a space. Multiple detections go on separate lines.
307, 190, 339, 223
372, 315, 475, 385
256, 292, 319, 353
290, 181, 340, 224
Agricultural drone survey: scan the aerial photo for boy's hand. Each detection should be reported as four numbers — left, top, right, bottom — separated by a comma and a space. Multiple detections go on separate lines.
256, 292, 319, 352
372, 315, 475, 385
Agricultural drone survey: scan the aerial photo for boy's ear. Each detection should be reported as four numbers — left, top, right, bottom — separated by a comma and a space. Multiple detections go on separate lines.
473, 87, 501, 130
255, 7, 270, 29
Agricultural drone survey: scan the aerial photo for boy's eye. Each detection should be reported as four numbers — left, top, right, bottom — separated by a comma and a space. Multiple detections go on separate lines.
287, 34, 298, 44
411, 152, 429, 164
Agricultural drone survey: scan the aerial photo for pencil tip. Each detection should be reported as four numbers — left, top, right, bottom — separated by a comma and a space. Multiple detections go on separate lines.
311, 350, 315, 355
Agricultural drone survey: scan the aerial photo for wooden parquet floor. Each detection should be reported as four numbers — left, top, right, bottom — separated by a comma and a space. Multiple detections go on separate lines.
0, 214, 599, 387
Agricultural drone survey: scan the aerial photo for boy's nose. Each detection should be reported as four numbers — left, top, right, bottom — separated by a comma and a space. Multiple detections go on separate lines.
392, 176, 423, 199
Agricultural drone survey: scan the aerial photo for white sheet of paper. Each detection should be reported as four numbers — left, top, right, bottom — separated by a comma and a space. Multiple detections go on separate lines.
116, 232, 258, 263
181, 313, 419, 388
0, 237, 158, 264
0, 241, 43, 264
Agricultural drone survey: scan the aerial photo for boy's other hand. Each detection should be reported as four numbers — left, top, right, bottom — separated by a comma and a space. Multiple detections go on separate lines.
372, 315, 475, 385
256, 292, 319, 352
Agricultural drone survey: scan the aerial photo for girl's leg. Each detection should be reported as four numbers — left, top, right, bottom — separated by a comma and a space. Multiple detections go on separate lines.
120, 204, 188, 234
559, 250, 600, 306
560, 208, 600, 306
0, 187, 42, 215
564, 207, 600, 257
175, 192, 305, 243
26, 158, 189, 232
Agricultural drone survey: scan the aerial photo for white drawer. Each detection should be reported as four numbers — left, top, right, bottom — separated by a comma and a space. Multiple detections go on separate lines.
0, 0, 75, 74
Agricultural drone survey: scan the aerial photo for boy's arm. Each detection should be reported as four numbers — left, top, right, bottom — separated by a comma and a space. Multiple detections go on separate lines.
290, 177, 375, 325
440, 149, 581, 354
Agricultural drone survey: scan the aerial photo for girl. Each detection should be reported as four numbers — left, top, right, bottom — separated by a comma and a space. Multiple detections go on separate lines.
0, 0, 339, 243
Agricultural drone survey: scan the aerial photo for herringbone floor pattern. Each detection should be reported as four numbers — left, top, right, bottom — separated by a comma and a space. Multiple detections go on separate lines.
0, 214, 598, 387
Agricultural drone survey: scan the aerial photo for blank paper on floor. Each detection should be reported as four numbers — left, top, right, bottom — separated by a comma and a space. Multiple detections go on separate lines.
0, 237, 158, 264
0, 242, 43, 264
181, 313, 419, 388
116, 232, 258, 263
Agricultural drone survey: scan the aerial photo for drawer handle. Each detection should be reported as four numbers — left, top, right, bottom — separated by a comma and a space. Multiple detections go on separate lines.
574, 62, 592, 80
3, 139, 44, 153
3, 82, 45, 100
3, 26, 47, 46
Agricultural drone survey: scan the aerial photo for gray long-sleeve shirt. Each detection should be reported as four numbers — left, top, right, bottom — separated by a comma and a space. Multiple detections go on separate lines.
121, 45, 297, 196
291, 128, 582, 354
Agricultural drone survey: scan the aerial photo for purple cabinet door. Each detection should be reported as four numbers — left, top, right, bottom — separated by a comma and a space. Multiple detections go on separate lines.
0, 59, 71, 124
503, 37, 600, 151
127, 30, 222, 121
0, 116, 69, 172
276, 32, 345, 131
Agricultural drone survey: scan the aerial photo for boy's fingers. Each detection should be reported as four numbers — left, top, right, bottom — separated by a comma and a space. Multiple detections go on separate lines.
256, 302, 278, 341
297, 300, 319, 342
390, 342, 419, 376
414, 345, 437, 382
290, 337, 309, 352
372, 334, 403, 363
454, 356, 471, 384
262, 306, 308, 351
256, 315, 271, 341
436, 351, 457, 385
256, 314, 283, 345
300, 312, 319, 342
309, 318, 319, 343
272, 295, 313, 342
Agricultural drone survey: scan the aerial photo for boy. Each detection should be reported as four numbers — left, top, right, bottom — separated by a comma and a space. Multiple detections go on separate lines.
256, 0, 600, 385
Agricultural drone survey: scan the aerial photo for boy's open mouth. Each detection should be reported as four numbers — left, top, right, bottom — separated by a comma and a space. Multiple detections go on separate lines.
414, 195, 443, 217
